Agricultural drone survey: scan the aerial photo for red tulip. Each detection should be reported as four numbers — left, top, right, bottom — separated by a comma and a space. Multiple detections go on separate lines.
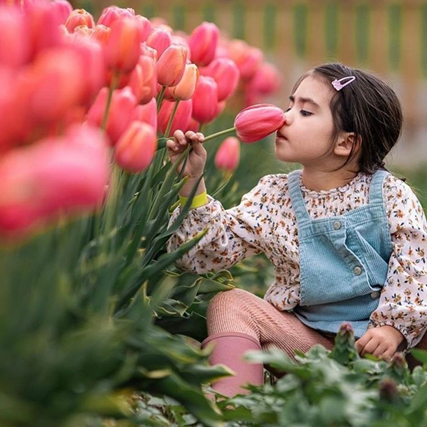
65, 9, 95, 33
114, 121, 157, 173
247, 63, 282, 95
215, 136, 240, 172
97, 6, 135, 27
156, 44, 187, 87
188, 22, 219, 66
234, 104, 285, 143
146, 27, 172, 58
158, 99, 192, 136
172, 63, 199, 100
191, 75, 218, 124
0, 124, 109, 238
201, 57, 240, 102
91, 24, 111, 47
0, 6, 30, 68
87, 86, 137, 145
104, 17, 145, 73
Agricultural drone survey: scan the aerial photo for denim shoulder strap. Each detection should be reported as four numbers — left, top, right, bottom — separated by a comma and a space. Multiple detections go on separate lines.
288, 170, 310, 224
369, 169, 389, 205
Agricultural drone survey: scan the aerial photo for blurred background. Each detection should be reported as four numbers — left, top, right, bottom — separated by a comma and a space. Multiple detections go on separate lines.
73, 0, 427, 204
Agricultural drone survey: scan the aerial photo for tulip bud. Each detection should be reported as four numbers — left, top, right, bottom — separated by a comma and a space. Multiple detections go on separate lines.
91, 24, 111, 47
146, 27, 172, 58
158, 99, 192, 136
97, 6, 135, 27
104, 17, 145, 74
191, 75, 219, 124
202, 57, 240, 102
0, 124, 109, 238
26, 48, 86, 124
156, 45, 187, 87
128, 52, 157, 104
172, 63, 199, 100
186, 117, 200, 133
132, 98, 157, 129
234, 104, 286, 143
87, 86, 137, 145
188, 22, 219, 66
114, 121, 157, 173
65, 9, 95, 33
51, 0, 73, 24
247, 63, 282, 95
229, 40, 263, 81
215, 137, 240, 172
0, 6, 30, 68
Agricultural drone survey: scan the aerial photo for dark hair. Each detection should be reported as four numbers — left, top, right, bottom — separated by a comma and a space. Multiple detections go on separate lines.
294, 63, 403, 174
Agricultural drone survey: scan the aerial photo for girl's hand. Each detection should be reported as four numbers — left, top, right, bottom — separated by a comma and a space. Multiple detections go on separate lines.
355, 326, 405, 361
166, 130, 206, 179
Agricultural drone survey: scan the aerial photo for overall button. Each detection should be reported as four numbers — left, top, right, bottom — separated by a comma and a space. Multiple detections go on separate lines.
353, 266, 362, 276
333, 221, 341, 230
370, 291, 380, 299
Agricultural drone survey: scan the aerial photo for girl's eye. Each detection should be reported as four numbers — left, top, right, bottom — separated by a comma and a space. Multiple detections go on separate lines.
300, 110, 313, 117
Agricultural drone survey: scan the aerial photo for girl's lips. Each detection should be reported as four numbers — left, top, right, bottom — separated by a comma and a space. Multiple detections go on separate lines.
276, 132, 287, 141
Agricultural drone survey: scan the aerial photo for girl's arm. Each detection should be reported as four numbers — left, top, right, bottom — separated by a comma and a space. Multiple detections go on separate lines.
167, 175, 278, 273
369, 176, 427, 350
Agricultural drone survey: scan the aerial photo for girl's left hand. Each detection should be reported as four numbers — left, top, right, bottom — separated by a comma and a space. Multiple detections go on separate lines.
355, 326, 405, 361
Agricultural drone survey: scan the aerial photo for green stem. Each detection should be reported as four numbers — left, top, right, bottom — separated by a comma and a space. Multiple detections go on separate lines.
156, 86, 166, 113
164, 99, 180, 138
203, 126, 236, 142
101, 71, 120, 132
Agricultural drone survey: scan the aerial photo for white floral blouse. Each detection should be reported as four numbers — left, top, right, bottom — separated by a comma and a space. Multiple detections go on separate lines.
167, 172, 427, 348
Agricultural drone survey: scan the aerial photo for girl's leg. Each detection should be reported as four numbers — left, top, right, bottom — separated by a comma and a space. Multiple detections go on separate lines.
202, 288, 335, 396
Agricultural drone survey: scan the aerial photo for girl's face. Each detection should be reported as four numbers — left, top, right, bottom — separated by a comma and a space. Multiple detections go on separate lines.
275, 75, 340, 169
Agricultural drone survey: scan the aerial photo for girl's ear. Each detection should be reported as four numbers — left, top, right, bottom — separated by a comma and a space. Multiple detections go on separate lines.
334, 132, 361, 157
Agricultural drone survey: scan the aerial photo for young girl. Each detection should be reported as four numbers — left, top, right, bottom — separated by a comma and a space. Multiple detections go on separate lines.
166, 63, 427, 397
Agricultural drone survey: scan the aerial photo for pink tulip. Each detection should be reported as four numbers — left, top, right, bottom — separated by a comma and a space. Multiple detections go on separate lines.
146, 27, 172, 58
128, 51, 157, 104
91, 24, 111, 47
234, 104, 286, 143
87, 86, 137, 145
191, 75, 219, 124
23, 0, 64, 59
0, 124, 109, 238
201, 57, 240, 102
135, 15, 152, 42
248, 63, 282, 95
65, 9, 95, 33
158, 99, 192, 136
132, 98, 157, 129
51, 0, 73, 24
114, 121, 157, 173
188, 22, 219, 66
172, 63, 199, 100
104, 17, 145, 74
171, 32, 191, 60
156, 45, 187, 87
229, 40, 263, 81
0, 6, 30, 68
97, 6, 135, 27
26, 47, 86, 124
186, 117, 200, 133
215, 136, 240, 172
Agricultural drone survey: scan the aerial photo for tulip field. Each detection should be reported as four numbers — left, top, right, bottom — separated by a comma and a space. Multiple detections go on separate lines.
1, 1, 427, 426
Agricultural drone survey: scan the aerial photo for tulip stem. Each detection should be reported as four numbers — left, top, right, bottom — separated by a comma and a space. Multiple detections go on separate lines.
164, 100, 180, 139
101, 71, 120, 132
203, 126, 236, 142
157, 86, 166, 113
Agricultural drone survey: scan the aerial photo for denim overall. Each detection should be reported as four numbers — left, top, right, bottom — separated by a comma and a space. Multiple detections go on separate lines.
288, 170, 393, 338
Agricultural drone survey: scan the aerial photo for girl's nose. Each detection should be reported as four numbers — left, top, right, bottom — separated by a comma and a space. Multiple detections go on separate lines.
283, 110, 291, 125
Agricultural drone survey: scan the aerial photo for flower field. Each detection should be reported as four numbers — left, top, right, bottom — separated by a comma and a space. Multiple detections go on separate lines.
1, 1, 427, 426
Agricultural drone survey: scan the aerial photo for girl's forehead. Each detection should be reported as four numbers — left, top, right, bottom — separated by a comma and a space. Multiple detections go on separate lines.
293, 75, 334, 106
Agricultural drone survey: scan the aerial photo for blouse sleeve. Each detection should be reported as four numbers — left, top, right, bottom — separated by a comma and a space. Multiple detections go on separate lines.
167, 175, 277, 274
370, 175, 427, 348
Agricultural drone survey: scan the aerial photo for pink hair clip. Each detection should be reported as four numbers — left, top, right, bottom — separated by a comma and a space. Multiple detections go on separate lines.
332, 76, 356, 91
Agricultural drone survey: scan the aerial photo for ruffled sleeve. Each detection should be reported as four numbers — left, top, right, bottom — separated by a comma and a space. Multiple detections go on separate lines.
370, 175, 427, 348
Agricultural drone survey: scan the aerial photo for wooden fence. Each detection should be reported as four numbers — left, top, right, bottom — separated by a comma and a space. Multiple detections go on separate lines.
74, 0, 427, 163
